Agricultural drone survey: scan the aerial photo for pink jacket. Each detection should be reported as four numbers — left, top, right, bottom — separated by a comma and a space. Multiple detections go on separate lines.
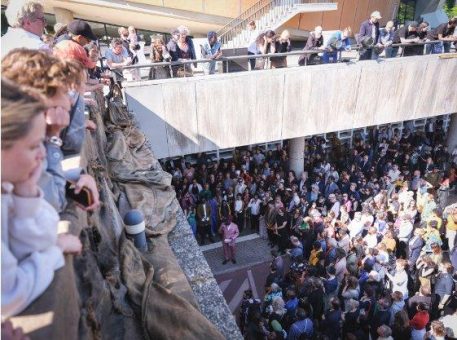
219, 223, 239, 246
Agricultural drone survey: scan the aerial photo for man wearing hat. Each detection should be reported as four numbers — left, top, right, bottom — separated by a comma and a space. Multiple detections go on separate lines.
392, 21, 422, 56
358, 11, 382, 60
56, 19, 97, 45
200, 31, 222, 75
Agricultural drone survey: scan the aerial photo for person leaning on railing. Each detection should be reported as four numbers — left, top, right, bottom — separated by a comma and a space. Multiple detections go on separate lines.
167, 25, 196, 77
426, 17, 457, 54
322, 27, 352, 64
148, 35, 171, 80
378, 21, 395, 58
260, 30, 277, 69
201, 31, 223, 75
270, 29, 291, 69
105, 38, 133, 81
358, 11, 382, 61
392, 21, 423, 57
298, 26, 323, 66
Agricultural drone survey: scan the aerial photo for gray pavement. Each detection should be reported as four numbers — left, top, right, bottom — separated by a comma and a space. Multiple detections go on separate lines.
203, 235, 273, 276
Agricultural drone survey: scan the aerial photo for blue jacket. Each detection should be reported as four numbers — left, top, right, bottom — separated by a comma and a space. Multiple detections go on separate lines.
325, 31, 351, 51
288, 318, 313, 340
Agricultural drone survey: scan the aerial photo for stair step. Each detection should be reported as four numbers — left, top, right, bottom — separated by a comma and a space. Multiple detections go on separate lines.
222, 1, 302, 48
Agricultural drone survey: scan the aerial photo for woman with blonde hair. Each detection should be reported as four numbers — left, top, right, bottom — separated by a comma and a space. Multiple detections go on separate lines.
270, 29, 291, 68
1, 79, 82, 317
149, 35, 171, 80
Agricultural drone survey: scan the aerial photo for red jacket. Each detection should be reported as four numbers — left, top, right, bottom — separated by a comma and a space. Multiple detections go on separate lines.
410, 310, 429, 330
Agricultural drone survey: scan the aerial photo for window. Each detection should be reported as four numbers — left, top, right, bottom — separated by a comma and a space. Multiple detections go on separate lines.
397, 0, 417, 25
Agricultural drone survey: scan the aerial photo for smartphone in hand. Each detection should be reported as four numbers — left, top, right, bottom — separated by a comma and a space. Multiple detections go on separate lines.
65, 181, 93, 208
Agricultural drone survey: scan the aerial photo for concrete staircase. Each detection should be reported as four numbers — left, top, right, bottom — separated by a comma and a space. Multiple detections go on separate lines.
218, 0, 337, 49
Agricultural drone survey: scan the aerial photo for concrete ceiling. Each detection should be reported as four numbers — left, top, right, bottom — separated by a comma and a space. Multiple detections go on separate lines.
2, 0, 232, 37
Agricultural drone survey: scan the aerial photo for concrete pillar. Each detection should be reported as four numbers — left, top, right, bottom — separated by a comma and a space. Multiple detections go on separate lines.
54, 7, 74, 25
289, 137, 305, 176
447, 113, 457, 154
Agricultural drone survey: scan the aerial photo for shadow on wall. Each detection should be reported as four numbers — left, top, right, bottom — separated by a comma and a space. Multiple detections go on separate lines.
124, 86, 220, 159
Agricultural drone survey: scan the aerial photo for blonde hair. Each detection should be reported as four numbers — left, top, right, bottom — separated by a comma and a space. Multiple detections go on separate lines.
1, 78, 46, 149
430, 321, 445, 337
280, 29, 290, 40
2, 49, 84, 97
5, 0, 43, 28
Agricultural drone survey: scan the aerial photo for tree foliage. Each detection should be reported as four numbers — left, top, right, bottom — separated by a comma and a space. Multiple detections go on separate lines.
444, 0, 457, 18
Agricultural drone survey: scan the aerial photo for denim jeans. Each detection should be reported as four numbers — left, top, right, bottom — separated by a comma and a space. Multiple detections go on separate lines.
359, 48, 377, 60
322, 51, 338, 63
426, 41, 446, 54
385, 46, 397, 58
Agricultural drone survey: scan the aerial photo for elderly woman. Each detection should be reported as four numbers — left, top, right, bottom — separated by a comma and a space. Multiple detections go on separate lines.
1, 79, 82, 317
168, 25, 196, 77
148, 35, 171, 80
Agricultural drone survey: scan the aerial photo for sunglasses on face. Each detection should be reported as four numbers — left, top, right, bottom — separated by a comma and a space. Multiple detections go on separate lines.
34, 16, 47, 24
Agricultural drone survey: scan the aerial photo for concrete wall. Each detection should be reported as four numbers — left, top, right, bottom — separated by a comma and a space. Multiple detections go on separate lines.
124, 55, 457, 159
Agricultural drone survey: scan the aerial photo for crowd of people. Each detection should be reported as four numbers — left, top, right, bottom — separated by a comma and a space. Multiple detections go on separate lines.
97, 10, 457, 80
1, 0, 105, 334
1, 0, 457, 339
169, 120, 457, 338
143, 10, 457, 77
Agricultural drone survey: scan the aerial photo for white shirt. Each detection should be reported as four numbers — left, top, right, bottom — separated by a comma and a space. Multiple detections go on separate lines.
440, 314, 457, 338
1, 27, 49, 58
1, 183, 64, 318
386, 270, 408, 297
398, 220, 413, 242
235, 200, 243, 213
203, 204, 207, 219
348, 219, 364, 238
388, 169, 401, 183
364, 233, 378, 248
361, 213, 374, 227
248, 199, 261, 215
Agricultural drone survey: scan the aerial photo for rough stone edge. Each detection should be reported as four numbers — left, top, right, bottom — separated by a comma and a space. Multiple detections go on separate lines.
168, 209, 242, 340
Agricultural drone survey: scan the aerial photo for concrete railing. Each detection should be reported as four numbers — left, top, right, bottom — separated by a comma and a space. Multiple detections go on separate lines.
123, 53, 457, 159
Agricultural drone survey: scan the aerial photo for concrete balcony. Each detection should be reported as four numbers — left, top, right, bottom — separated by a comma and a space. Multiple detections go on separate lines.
123, 54, 457, 159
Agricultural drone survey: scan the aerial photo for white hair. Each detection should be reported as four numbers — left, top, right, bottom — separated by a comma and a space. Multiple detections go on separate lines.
271, 283, 280, 292
5, 0, 43, 28
177, 25, 190, 35
271, 297, 286, 315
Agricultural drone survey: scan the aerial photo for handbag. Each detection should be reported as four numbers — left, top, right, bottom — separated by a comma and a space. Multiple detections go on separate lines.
254, 57, 266, 70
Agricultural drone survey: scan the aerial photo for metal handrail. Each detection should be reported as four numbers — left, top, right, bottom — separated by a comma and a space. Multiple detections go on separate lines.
217, 0, 272, 37
217, 0, 336, 46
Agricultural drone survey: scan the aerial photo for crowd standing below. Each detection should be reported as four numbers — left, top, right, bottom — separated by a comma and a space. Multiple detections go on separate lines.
168, 121, 457, 338
1, 1, 457, 339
